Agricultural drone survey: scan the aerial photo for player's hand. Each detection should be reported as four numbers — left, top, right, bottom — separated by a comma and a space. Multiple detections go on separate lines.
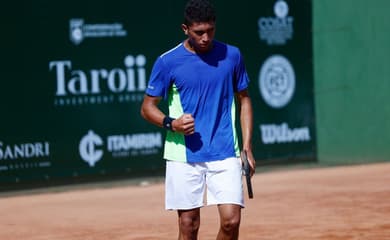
246, 150, 256, 177
172, 113, 195, 135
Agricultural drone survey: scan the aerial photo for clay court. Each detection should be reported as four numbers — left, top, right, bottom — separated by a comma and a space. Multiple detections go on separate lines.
1, 162, 389, 240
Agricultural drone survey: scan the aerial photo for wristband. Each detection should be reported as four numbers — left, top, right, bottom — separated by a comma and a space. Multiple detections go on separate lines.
163, 116, 175, 131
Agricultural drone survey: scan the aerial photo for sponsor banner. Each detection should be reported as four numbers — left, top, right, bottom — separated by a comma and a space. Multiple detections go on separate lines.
260, 123, 311, 144
0, 0, 176, 184
251, 0, 316, 161
0, 141, 51, 171
49, 54, 147, 106
69, 19, 127, 45
0, 140, 52, 182
258, 55, 296, 109
1, 0, 314, 184
258, 0, 294, 45
79, 130, 162, 167
213, 0, 315, 162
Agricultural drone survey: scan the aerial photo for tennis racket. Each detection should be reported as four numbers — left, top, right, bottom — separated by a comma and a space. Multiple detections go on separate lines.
241, 150, 254, 199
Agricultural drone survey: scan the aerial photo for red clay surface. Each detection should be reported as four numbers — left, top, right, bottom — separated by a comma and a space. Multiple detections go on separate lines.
0, 162, 389, 240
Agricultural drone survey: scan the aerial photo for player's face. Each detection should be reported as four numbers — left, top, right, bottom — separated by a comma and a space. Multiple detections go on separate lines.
182, 21, 215, 53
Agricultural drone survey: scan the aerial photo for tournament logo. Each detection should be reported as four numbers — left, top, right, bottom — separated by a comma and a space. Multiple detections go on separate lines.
258, 0, 294, 45
274, 0, 289, 18
69, 19, 84, 45
79, 130, 104, 167
258, 55, 295, 108
69, 18, 127, 45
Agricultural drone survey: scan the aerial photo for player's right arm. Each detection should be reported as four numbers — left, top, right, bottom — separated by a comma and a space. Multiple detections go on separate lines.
140, 95, 195, 135
140, 95, 165, 128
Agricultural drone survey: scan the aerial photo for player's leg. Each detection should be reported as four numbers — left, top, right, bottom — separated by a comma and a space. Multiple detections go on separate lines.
177, 208, 201, 240
205, 157, 244, 239
165, 160, 206, 239
205, 157, 244, 207
216, 204, 241, 240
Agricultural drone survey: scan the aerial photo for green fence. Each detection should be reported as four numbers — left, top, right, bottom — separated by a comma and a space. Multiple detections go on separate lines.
313, 0, 390, 164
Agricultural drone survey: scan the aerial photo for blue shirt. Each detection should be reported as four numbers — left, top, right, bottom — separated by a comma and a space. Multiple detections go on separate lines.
146, 40, 249, 163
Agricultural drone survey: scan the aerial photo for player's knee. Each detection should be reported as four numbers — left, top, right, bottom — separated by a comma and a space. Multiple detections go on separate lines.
179, 215, 200, 234
220, 216, 241, 233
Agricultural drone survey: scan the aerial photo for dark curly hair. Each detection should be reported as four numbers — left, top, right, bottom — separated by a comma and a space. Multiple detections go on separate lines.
184, 0, 216, 26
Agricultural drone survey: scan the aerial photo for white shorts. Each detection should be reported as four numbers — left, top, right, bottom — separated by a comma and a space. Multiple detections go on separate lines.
165, 157, 244, 210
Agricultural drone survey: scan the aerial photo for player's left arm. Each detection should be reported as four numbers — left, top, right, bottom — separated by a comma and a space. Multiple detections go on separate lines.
236, 89, 256, 176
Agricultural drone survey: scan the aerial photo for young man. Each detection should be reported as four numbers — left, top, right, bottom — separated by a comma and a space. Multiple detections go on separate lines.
140, 0, 255, 239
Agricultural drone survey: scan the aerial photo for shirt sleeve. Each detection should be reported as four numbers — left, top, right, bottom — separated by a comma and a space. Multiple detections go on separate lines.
234, 50, 250, 92
145, 56, 171, 99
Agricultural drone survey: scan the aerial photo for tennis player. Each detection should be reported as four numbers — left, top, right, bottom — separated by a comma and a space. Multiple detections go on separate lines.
141, 0, 255, 239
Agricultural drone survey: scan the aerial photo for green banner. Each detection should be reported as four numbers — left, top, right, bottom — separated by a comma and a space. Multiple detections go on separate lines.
0, 0, 315, 185
226, 0, 317, 163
